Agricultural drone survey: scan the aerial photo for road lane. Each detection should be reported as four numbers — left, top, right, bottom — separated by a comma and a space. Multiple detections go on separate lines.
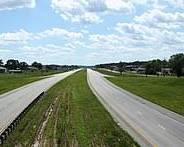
87, 69, 184, 147
0, 69, 80, 136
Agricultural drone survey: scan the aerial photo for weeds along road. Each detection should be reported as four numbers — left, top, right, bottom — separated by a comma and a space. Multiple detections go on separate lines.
0, 69, 80, 136
87, 69, 184, 147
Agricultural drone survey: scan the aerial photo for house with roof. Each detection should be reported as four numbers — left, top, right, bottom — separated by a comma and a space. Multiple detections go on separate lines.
0, 66, 7, 73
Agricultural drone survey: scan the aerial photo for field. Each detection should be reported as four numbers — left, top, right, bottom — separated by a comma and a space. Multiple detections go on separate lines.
0, 71, 60, 95
95, 68, 158, 78
96, 69, 184, 116
3, 70, 139, 147
95, 69, 120, 76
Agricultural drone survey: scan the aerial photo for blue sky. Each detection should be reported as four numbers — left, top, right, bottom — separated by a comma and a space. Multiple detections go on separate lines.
0, 0, 184, 65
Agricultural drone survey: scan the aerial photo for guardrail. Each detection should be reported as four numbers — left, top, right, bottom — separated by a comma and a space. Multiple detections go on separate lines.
0, 92, 45, 145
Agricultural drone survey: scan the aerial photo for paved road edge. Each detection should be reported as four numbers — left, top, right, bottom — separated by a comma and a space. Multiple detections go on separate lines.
87, 70, 155, 147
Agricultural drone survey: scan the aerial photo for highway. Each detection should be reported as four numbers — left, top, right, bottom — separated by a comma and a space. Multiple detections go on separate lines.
0, 69, 79, 136
87, 69, 184, 147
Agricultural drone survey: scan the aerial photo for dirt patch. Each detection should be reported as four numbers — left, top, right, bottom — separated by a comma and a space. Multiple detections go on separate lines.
32, 97, 59, 147
53, 99, 60, 147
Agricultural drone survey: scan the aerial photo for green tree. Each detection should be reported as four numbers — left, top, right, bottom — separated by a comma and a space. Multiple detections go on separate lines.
19, 62, 28, 70
169, 53, 184, 77
118, 61, 125, 75
0, 59, 3, 66
32, 62, 42, 70
162, 59, 169, 68
145, 59, 162, 75
5, 59, 20, 70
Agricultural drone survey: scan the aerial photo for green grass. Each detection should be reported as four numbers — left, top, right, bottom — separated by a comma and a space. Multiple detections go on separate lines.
107, 76, 184, 116
0, 71, 60, 95
4, 70, 138, 147
95, 68, 148, 77
95, 69, 120, 76
43, 70, 138, 147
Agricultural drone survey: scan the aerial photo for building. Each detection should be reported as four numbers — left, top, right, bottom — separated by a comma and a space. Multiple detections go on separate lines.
161, 68, 172, 75
28, 66, 39, 72
0, 66, 7, 73
8, 69, 22, 73
125, 65, 138, 71
136, 67, 146, 74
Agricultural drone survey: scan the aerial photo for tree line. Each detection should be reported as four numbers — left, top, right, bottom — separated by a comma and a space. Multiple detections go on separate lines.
0, 59, 79, 72
144, 53, 184, 77
96, 53, 184, 77
0, 59, 43, 70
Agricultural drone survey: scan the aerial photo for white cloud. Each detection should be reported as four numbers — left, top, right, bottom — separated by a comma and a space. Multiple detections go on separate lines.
87, 0, 107, 12
0, 28, 84, 46
0, 0, 36, 11
135, 9, 184, 23
0, 48, 12, 53
132, 0, 184, 9
105, 0, 134, 13
90, 34, 119, 44
0, 28, 84, 63
89, 33, 148, 52
1, 0, 184, 64
115, 22, 184, 45
16, 44, 75, 64
51, 0, 135, 23
131, 0, 158, 5
21, 44, 73, 55
85, 21, 184, 62
134, 9, 184, 29
72, 12, 103, 23
38, 28, 84, 40
0, 29, 35, 45
164, 0, 184, 9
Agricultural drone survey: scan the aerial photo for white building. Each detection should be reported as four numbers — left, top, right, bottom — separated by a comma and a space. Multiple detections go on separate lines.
0, 66, 7, 73
136, 67, 146, 74
161, 68, 172, 75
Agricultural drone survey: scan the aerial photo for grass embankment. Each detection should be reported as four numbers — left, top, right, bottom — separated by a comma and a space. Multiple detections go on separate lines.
3, 70, 139, 146
107, 76, 184, 116
0, 71, 59, 95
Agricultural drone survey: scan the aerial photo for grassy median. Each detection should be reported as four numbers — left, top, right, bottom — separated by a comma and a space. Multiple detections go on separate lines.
43, 70, 138, 146
3, 70, 138, 147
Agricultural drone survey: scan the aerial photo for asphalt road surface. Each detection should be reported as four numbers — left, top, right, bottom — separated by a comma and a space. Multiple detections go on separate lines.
0, 69, 80, 136
87, 69, 184, 147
